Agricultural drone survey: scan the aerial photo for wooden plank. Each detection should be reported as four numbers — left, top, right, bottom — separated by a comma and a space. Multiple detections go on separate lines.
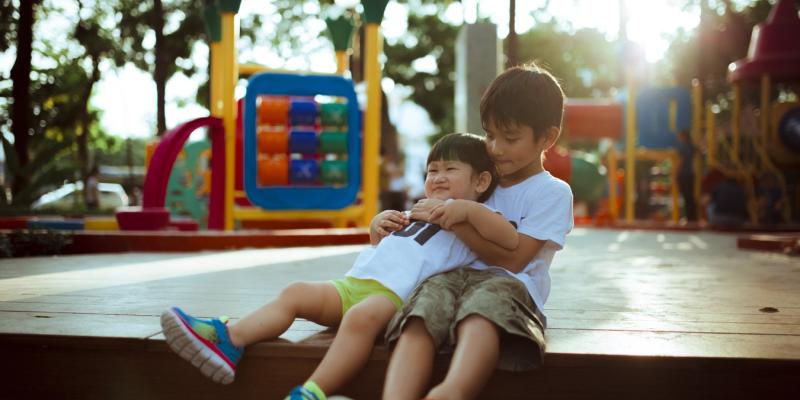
3, 334, 798, 400
63, 228, 370, 253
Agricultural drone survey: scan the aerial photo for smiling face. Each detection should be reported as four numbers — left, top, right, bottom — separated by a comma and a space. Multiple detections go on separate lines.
424, 160, 489, 202
484, 119, 554, 186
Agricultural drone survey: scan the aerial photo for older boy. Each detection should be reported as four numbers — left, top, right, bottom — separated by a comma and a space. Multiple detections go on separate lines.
382, 63, 574, 400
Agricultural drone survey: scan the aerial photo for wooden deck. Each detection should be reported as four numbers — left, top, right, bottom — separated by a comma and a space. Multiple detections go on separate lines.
1, 228, 799, 399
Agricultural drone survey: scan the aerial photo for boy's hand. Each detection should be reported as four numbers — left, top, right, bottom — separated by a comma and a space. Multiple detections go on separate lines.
371, 210, 410, 238
410, 198, 445, 222
430, 199, 470, 229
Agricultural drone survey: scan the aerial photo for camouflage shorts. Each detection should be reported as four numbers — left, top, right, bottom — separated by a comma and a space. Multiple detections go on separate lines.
385, 268, 546, 371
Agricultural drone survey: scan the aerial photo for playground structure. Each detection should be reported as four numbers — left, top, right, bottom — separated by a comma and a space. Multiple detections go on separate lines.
117, 0, 389, 231
19, 0, 796, 233
552, 0, 800, 226
553, 89, 689, 224
710, 0, 800, 225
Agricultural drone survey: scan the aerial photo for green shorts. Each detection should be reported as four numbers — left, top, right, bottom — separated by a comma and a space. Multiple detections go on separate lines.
330, 276, 404, 315
385, 268, 546, 371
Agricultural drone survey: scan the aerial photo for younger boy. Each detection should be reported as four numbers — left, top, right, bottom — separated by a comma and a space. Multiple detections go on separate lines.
159, 133, 518, 400
382, 63, 574, 400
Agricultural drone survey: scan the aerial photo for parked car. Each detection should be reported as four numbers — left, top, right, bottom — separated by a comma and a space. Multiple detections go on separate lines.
31, 182, 129, 212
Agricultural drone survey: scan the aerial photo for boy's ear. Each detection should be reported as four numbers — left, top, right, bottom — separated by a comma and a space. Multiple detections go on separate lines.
541, 126, 560, 150
475, 171, 493, 194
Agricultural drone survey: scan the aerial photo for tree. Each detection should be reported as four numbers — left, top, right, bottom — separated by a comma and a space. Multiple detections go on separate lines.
116, 0, 206, 136
384, 10, 460, 142
1, 1, 119, 208
73, 0, 124, 205
8, 0, 41, 201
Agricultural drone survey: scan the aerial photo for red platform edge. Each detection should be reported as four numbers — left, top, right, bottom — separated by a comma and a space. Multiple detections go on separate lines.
62, 228, 370, 254
737, 234, 800, 254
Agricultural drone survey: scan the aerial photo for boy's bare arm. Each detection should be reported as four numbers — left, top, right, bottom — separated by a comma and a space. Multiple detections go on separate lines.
457, 200, 518, 250
411, 199, 518, 250
450, 222, 545, 273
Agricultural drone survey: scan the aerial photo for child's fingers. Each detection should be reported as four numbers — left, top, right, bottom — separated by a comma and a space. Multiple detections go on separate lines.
386, 213, 409, 225
381, 218, 404, 232
429, 207, 445, 224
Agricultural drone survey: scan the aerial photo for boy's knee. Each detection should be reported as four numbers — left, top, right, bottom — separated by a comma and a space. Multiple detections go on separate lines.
341, 304, 390, 333
401, 317, 435, 342
278, 281, 311, 302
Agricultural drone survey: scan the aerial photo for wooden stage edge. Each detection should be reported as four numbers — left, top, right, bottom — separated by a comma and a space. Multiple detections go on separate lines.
3, 332, 798, 400
60, 228, 371, 253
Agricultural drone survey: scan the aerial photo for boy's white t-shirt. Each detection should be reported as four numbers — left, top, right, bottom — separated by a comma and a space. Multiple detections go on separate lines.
347, 205, 495, 301
471, 171, 574, 325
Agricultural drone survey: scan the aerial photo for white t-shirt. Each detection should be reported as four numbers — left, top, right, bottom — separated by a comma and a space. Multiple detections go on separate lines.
347, 205, 494, 301
471, 171, 574, 325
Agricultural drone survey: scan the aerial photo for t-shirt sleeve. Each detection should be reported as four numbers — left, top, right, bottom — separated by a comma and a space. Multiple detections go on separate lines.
517, 180, 573, 249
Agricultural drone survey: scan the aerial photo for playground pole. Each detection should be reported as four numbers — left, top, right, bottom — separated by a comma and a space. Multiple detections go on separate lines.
624, 73, 637, 222
760, 74, 771, 148
691, 79, 703, 219
732, 83, 742, 163
219, 0, 241, 231
361, 0, 389, 226
607, 146, 618, 221
203, 2, 223, 117
325, 12, 354, 76
211, 43, 223, 116
705, 103, 716, 167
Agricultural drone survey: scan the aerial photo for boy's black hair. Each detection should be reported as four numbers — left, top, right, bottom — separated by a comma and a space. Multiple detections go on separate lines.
480, 62, 565, 141
427, 133, 498, 203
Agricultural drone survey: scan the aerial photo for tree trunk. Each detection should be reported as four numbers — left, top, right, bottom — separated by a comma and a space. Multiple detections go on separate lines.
506, 0, 518, 68
153, 0, 167, 135
10, 0, 39, 200
79, 57, 101, 206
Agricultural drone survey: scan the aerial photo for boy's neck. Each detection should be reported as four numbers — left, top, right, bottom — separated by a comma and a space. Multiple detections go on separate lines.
498, 159, 545, 187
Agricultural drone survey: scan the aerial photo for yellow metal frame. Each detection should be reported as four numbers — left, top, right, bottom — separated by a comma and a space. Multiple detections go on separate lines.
362, 23, 382, 226
624, 72, 637, 222
206, 8, 380, 230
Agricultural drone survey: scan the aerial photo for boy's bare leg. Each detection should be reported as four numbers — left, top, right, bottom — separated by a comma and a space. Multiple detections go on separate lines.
228, 282, 342, 347
308, 295, 398, 394
426, 314, 500, 400
382, 318, 437, 400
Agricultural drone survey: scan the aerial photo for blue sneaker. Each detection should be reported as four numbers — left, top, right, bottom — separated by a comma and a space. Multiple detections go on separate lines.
285, 386, 323, 400
160, 307, 243, 384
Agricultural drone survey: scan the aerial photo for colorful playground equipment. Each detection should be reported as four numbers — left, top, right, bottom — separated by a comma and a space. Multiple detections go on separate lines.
117, 0, 390, 231
710, 0, 800, 224
557, 0, 799, 226
559, 92, 687, 224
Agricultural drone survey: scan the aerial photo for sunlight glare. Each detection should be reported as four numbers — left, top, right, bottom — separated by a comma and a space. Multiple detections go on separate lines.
0, 246, 364, 302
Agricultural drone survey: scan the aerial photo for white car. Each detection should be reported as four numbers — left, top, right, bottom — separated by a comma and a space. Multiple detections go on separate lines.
32, 182, 130, 211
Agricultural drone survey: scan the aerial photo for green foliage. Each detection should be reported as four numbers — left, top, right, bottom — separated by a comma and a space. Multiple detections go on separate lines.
0, 0, 14, 52
115, 0, 206, 133
0, 230, 73, 258
384, 11, 460, 142
116, 0, 205, 78
94, 137, 147, 167
516, 22, 620, 98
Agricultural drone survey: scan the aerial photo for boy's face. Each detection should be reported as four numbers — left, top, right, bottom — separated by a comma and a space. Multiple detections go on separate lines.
424, 160, 487, 201
484, 120, 550, 185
